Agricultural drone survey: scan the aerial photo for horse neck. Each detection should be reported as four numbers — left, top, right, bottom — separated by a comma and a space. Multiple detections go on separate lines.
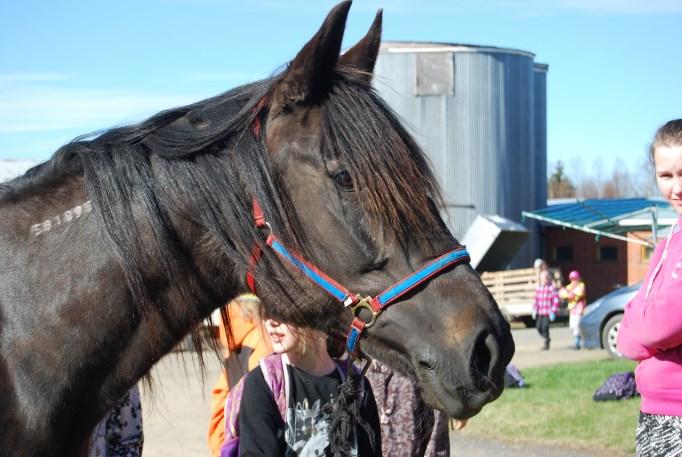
0, 173, 89, 233
0, 172, 108, 453
0, 170, 240, 455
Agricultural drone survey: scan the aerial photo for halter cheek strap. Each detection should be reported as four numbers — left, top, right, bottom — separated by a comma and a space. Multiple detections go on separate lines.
345, 248, 470, 354
247, 199, 471, 356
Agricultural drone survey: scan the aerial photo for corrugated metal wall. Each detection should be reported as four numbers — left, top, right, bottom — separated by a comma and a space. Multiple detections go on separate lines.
373, 43, 548, 268
532, 64, 549, 261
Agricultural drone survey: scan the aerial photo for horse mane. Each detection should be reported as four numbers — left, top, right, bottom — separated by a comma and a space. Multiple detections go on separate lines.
2, 69, 445, 348
1, 81, 268, 350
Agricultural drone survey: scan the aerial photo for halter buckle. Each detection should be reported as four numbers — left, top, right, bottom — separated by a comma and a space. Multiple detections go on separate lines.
351, 296, 380, 329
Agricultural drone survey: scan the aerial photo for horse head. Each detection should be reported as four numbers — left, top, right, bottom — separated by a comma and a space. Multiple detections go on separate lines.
249, 1, 515, 419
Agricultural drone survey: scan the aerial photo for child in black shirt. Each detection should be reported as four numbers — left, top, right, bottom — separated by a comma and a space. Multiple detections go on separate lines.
238, 318, 381, 456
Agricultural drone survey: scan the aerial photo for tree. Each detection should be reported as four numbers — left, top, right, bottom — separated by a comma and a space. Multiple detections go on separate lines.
633, 157, 658, 197
601, 159, 637, 198
548, 160, 576, 198
550, 157, 657, 200
575, 158, 604, 198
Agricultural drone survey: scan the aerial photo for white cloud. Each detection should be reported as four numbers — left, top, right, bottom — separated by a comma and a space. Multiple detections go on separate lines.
0, 83, 201, 135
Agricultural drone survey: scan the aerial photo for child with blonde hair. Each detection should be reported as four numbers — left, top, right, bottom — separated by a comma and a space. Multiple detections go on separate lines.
226, 316, 381, 456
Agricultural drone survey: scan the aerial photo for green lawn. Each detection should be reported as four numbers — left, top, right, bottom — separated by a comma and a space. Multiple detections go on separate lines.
458, 359, 639, 455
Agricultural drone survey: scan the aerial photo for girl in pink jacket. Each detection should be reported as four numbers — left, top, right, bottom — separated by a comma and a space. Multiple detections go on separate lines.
618, 119, 682, 457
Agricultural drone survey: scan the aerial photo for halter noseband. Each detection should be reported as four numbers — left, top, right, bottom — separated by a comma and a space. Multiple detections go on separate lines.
246, 199, 471, 358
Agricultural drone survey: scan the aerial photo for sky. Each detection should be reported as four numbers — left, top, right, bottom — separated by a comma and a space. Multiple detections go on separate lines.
1, 0, 681, 178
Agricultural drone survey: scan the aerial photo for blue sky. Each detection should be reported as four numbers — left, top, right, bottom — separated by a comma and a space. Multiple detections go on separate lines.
2, 0, 681, 178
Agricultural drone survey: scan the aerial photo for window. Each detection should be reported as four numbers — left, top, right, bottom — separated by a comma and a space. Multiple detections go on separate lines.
554, 246, 573, 262
641, 245, 653, 263
598, 246, 618, 262
415, 53, 454, 96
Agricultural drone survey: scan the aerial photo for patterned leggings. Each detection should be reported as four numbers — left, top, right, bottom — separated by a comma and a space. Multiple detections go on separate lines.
637, 412, 682, 457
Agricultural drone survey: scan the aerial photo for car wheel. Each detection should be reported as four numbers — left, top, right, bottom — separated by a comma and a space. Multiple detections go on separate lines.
601, 314, 624, 358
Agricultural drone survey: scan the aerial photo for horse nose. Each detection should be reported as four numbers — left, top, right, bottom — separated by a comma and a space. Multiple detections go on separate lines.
469, 331, 501, 392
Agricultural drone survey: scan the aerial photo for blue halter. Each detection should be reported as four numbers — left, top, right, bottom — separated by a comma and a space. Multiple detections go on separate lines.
247, 199, 471, 356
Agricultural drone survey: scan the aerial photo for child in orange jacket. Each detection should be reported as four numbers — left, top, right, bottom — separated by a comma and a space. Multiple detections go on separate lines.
207, 294, 271, 457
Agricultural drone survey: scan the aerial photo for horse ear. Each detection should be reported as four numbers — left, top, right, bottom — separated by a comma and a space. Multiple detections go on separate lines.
338, 10, 382, 84
273, 1, 351, 105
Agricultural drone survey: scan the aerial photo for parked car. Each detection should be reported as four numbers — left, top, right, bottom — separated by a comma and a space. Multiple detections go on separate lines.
579, 283, 639, 358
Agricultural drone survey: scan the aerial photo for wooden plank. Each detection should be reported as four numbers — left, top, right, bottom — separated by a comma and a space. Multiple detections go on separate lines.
480, 266, 563, 306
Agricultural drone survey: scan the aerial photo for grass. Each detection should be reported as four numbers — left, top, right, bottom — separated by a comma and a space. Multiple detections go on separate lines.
458, 358, 639, 455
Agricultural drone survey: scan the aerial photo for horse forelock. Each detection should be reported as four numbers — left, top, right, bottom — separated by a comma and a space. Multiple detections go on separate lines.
321, 72, 445, 252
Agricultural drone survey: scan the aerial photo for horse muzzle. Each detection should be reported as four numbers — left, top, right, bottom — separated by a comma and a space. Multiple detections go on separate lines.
413, 325, 515, 418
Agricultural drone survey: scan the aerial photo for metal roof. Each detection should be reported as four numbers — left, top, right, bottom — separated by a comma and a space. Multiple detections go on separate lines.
380, 41, 537, 59
522, 198, 672, 247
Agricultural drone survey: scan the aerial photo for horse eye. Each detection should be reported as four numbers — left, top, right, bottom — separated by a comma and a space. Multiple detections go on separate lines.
333, 170, 354, 191
281, 102, 294, 115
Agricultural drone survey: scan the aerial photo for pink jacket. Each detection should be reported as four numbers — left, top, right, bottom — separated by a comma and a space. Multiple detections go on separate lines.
618, 219, 682, 416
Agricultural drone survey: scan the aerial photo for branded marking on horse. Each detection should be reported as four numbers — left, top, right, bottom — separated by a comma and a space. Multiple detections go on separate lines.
30, 201, 92, 236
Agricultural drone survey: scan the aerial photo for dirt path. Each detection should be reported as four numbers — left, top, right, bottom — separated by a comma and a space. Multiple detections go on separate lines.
140, 325, 618, 456
449, 434, 619, 457
509, 324, 608, 369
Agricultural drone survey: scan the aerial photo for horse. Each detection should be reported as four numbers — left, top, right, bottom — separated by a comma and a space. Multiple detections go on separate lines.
0, 2, 514, 456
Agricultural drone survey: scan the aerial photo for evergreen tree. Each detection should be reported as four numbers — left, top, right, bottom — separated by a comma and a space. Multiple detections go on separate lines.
548, 160, 576, 198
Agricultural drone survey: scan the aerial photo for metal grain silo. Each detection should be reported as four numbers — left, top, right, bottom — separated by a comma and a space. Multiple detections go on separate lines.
373, 42, 548, 268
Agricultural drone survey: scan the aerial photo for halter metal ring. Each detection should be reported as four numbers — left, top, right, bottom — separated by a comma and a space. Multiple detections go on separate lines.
347, 355, 373, 377
351, 296, 380, 329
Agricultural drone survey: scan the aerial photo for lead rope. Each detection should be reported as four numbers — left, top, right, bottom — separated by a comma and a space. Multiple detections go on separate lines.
324, 359, 376, 456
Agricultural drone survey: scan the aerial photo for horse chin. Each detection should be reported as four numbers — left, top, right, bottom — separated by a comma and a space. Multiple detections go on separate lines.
416, 367, 504, 419
365, 339, 504, 419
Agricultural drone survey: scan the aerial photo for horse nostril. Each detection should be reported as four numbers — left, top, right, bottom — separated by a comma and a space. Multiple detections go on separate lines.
470, 332, 498, 391
418, 359, 434, 371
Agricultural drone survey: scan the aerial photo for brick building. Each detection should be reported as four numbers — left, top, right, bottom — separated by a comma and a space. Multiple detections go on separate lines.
525, 198, 675, 302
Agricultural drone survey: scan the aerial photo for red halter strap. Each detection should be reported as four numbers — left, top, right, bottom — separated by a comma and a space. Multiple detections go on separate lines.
246, 198, 470, 356
246, 200, 268, 293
